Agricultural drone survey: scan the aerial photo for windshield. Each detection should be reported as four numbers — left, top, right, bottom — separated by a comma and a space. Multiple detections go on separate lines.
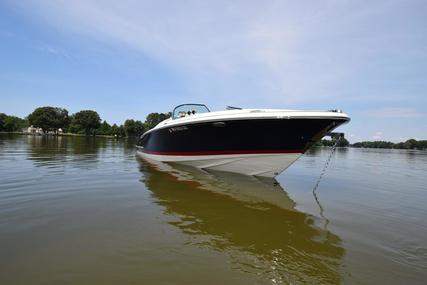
172, 104, 210, 119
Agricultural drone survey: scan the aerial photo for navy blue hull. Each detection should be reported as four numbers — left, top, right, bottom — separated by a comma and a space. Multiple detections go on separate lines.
137, 118, 348, 155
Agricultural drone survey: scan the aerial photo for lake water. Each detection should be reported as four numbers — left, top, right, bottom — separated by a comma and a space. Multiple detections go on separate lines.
0, 134, 426, 284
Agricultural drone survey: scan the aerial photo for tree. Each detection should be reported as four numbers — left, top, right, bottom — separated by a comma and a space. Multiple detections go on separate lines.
404, 139, 417, 149
124, 119, 145, 137
350, 139, 427, 149
110, 124, 119, 136
71, 110, 101, 135
352, 141, 394, 148
28, 107, 69, 132
336, 137, 349, 147
415, 140, 427, 150
108, 123, 126, 137
118, 125, 126, 137
144, 112, 171, 130
0, 113, 26, 132
134, 120, 145, 136
0, 113, 6, 131
98, 120, 112, 135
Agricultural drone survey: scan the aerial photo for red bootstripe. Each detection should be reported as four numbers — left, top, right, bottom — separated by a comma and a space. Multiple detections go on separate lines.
139, 149, 302, 156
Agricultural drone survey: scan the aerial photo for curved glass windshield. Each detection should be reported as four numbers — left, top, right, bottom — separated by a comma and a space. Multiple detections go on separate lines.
172, 104, 210, 119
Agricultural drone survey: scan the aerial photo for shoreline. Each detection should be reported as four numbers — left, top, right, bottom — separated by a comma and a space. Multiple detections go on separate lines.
1, 132, 425, 150
0, 131, 121, 138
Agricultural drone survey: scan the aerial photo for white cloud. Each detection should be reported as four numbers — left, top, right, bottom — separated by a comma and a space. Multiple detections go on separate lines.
371, 131, 383, 140
371, 107, 426, 118
11, 0, 426, 107
36, 44, 70, 58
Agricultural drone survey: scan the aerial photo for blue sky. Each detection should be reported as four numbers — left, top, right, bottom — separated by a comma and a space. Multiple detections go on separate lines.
1, 0, 426, 142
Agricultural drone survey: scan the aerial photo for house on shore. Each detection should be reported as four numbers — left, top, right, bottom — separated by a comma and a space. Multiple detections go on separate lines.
23, 126, 64, 135
25, 125, 44, 135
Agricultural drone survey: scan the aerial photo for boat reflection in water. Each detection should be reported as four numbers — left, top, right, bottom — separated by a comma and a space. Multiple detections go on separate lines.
137, 157, 345, 284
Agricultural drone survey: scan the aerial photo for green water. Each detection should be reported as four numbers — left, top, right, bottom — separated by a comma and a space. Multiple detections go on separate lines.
0, 134, 426, 284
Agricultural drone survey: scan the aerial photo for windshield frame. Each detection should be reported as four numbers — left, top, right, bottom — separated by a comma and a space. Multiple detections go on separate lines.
172, 104, 210, 119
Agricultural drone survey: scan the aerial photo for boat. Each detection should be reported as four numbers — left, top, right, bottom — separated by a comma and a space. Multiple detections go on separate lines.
136, 104, 350, 177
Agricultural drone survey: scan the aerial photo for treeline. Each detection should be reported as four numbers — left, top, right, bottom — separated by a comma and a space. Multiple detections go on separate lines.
0, 113, 26, 132
315, 138, 427, 150
0, 106, 171, 137
317, 139, 427, 150
3, 109, 426, 149
352, 139, 427, 150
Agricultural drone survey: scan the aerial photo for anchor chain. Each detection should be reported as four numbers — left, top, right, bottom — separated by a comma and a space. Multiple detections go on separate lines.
312, 136, 341, 228
312, 137, 340, 194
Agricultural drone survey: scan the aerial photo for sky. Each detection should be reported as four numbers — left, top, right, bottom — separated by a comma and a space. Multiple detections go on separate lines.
0, 0, 426, 142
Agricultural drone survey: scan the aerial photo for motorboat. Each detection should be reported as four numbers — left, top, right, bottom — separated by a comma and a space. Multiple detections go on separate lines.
136, 104, 350, 177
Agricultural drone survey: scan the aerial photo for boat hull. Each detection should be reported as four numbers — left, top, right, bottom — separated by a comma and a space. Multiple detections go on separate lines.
136, 117, 348, 177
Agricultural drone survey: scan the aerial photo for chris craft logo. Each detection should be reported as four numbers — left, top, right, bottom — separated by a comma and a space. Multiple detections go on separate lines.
168, 126, 189, 133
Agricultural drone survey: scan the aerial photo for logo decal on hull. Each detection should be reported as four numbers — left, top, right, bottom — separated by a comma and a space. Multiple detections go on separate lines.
168, 126, 189, 133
